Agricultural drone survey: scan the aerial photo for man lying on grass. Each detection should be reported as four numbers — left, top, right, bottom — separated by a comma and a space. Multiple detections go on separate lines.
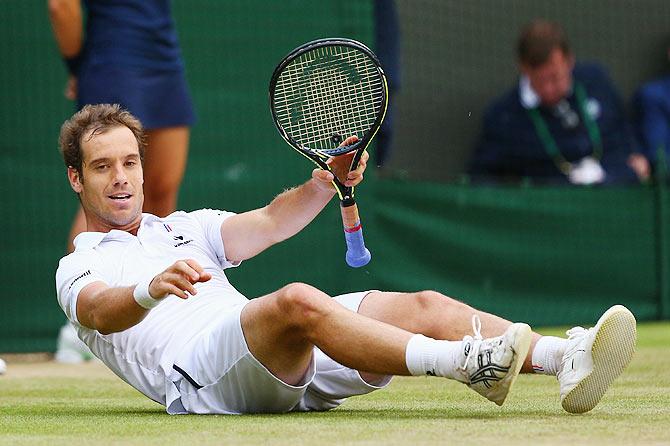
56, 104, 636, 415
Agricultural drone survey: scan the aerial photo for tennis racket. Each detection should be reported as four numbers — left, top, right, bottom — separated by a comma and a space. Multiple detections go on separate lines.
269, 38, 388, 267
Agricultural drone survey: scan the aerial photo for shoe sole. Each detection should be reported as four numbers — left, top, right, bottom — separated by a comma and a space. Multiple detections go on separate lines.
488, 323, 532, 406
562, 305, 637, 414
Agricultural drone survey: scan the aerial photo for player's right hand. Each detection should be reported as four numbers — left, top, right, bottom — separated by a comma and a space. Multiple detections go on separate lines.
311, 135, 368, 191
148, 259, 212, 300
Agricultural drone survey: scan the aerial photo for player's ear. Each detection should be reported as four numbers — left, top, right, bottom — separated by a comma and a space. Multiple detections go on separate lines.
68, 166, 83, 193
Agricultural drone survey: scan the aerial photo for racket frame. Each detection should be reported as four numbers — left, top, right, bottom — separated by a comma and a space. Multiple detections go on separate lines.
269, 37, 388, 203
269, 38, 388, 267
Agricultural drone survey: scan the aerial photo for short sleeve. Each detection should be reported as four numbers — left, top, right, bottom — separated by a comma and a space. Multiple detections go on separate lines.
188, 208, 239, 268
55, 252, 108, 326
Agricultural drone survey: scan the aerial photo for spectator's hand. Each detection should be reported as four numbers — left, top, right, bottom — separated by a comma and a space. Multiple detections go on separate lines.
64, 75, 77, 101
312, 136, 369, 191
627, 153, 651, 182
148, 259, 212, 300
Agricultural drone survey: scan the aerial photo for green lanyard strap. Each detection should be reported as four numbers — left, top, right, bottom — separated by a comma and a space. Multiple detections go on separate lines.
575, 83, 603, 160
526, 82, 603, 175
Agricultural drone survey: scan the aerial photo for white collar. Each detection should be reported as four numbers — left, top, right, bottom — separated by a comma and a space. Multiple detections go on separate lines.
519, 75, 574, 109
72, 213, 160, 250
519, 76, 540, 109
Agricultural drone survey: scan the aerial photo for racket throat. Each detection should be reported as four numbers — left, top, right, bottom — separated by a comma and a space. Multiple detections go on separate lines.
341, 199, 360, 231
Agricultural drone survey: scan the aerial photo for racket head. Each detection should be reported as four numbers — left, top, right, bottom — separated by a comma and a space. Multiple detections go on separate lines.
269, 38, 388, 161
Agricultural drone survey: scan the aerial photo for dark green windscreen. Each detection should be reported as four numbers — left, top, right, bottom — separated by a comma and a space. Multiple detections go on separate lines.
1, 1, 669, 353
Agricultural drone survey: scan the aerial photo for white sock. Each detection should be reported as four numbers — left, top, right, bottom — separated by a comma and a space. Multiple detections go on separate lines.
405, 334, 464, 380
531, 336, 567, 376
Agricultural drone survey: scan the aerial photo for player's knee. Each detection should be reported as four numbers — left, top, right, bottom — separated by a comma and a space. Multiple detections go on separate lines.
276, 283, 329, 328
409, 290, 465, 323
410, 290, 447, 310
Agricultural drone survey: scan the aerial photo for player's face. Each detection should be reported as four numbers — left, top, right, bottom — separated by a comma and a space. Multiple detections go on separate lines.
68, 126, 144, 232
522, 48, 575, 107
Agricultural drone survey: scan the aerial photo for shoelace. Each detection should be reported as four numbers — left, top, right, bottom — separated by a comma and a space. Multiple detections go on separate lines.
558, 326, 588, 373
566, 326, 586, 339
459, 314, 483, 371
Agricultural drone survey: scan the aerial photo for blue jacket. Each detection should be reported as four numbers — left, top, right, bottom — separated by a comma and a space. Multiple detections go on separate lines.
633, 76, 670, 167
469, 63, 638, 184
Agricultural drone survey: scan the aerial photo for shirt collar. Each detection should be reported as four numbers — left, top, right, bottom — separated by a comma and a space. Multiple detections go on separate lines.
519, 75, 575, 110
72, 213, 159, 250
519, 76, 540, 109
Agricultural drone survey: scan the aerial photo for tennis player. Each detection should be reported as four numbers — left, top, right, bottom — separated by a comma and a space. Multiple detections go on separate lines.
56, 104, 636, 415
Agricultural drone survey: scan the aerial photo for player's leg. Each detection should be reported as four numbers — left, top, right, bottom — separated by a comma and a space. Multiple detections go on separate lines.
241, 283, 530, 407
357, 291, 637, 413
240, 283, 413, 387
357, 290, 541, 373
142, 126, 189, 217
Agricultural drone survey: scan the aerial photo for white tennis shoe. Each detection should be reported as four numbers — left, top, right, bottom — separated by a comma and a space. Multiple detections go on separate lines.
558, 305, 637, 413
54, 322, 95, 363
457, 315, 532, 406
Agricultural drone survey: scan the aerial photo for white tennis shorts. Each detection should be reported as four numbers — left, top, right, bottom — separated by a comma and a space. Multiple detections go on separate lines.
169, 291, 392, 414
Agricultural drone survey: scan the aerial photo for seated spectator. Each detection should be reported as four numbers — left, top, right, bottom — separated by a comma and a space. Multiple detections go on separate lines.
469, 19, 648, 185
633, 45, 670, 176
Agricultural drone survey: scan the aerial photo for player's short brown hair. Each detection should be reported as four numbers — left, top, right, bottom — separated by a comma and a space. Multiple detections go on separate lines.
517, 19, 572, 67
58, 104, 146, 177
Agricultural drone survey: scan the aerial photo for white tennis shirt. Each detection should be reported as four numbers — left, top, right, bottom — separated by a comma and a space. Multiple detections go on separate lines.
55, 210, 247, 411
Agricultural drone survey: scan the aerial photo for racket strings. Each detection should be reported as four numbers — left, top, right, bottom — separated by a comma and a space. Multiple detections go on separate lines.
273, 45, 384, 151
295, 47, 380, 141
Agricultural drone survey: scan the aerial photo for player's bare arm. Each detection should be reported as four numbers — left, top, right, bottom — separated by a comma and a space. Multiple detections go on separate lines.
221, 137, 368, 263
76, 259, 211, 334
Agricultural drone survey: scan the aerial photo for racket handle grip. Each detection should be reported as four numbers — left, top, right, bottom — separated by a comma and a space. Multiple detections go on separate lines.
341, 202, 371, 268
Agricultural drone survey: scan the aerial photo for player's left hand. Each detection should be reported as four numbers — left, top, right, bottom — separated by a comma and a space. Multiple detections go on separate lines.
312, 135, 369, 190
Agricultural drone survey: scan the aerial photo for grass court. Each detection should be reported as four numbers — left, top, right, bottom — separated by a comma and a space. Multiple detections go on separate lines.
1, 323, 668, 445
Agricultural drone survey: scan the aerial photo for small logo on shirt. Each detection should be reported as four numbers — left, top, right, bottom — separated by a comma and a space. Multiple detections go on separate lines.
68, 270, 91, 291
172, 235, 193, 247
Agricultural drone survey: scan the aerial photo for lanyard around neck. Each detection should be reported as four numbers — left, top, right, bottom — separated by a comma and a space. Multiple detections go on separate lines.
526, 82, 603, 174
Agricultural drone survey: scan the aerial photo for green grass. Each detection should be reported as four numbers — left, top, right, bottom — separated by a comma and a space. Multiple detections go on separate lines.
1, 322, 669, 446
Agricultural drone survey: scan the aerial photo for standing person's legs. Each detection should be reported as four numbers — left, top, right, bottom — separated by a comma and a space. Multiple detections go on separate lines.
142, 126, 190, 217
66, 207, 86, 253
59, 208, 95, 363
